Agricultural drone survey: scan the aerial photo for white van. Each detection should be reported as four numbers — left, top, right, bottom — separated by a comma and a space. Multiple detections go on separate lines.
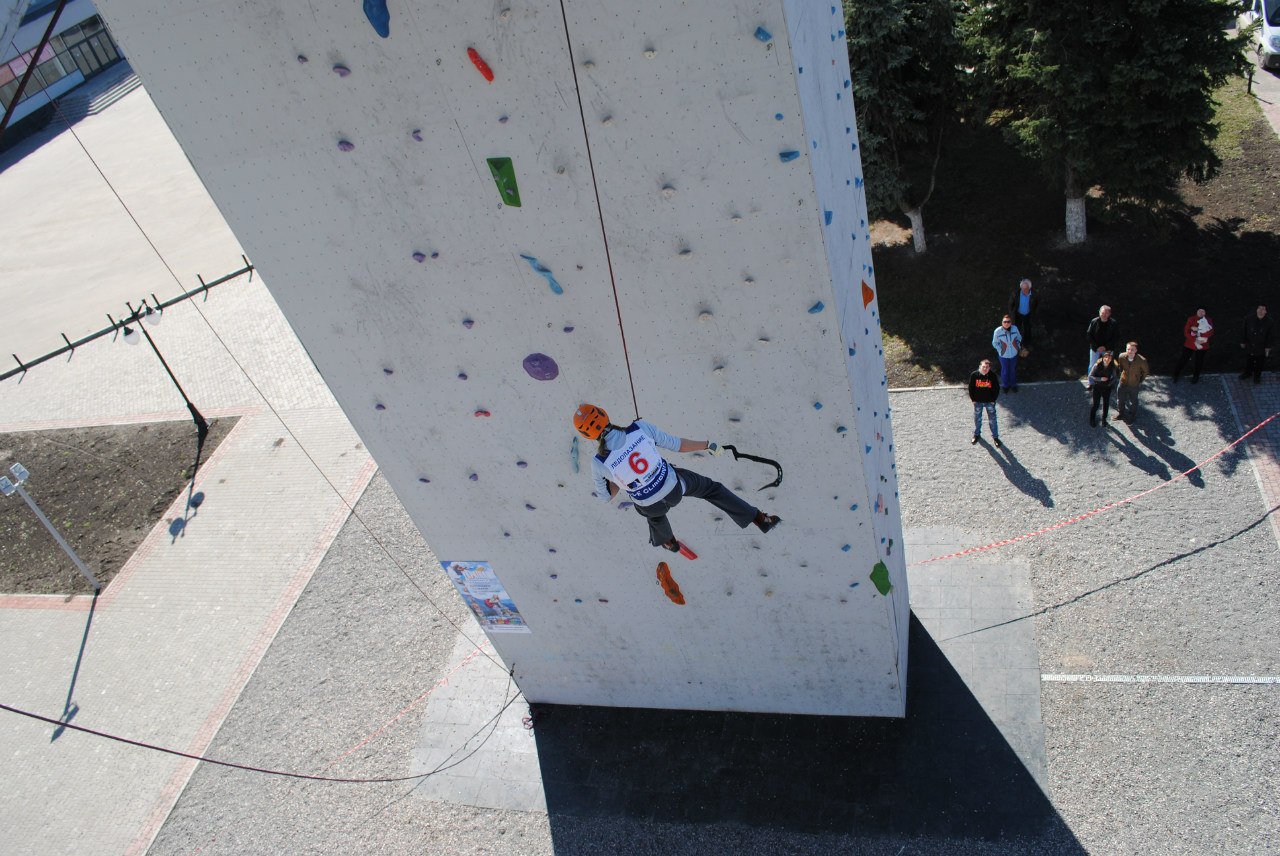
1245, 0, 1280, 70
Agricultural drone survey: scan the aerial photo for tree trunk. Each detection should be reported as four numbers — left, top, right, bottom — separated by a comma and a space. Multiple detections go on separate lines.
905, 207, 927, 253
1064, 162, 1087, 244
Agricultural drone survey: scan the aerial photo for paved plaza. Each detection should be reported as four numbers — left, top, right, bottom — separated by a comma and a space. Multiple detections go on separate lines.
0, 67, 1277, 855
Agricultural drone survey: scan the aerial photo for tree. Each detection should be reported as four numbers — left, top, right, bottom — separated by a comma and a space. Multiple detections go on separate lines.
845, 0, 964, 253
964, 0, 1249, 243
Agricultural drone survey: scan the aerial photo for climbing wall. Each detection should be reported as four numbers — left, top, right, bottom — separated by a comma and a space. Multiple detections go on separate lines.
95, 0, 910, 717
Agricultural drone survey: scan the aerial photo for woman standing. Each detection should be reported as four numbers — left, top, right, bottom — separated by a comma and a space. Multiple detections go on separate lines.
1173, 308, 1213, 383
1089, 350, 1117, 427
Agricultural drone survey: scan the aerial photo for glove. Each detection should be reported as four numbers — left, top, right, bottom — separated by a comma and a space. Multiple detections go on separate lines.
707, 441, 723, 456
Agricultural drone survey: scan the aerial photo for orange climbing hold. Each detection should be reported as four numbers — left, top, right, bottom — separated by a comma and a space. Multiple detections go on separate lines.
656, 562, 685, 605
861, 279, 875, 308
467, 47, 494, 82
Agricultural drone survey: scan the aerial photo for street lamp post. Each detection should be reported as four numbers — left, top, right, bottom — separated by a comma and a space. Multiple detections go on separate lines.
123, 300, 209, 451
0, 463, 101, 591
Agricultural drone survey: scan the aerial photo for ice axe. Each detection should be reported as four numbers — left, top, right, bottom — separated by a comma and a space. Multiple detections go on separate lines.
720, 445, 783, 491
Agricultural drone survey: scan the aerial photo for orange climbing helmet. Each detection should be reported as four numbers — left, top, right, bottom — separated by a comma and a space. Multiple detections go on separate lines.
573, 403, 609, 439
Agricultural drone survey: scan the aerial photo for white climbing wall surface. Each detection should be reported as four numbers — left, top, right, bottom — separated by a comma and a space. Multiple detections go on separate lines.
95, 0, 910, 717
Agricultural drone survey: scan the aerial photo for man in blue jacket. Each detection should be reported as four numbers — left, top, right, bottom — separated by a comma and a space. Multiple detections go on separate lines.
992, 314, 1023, 393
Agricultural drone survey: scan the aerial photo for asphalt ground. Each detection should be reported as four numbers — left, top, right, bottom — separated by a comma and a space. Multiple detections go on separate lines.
146, 376, 1279, 855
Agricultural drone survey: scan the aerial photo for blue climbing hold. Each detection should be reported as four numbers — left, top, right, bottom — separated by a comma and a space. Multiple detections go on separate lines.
824, 211, 833, 225
519, 254, 564, 295
363, 0, 390, 38
808, 301, 825, 314
841, 544, 851, 552
570, 436, 580, 473
779, 151, 800, 162
754, 26, 772, 42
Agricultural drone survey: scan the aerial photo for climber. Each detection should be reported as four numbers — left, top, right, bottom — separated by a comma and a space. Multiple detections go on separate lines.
573, 404, 780, 558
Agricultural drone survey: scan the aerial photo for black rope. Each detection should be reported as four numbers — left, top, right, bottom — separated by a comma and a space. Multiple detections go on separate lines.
0, 690, 524, 784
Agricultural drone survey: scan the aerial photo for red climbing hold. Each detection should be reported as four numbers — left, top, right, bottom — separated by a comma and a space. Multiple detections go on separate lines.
467, 47, 494, 82
474, 409, 491, 417
656, 562, 685, 605
676, 540, 698, 561
861, 279, 876, 309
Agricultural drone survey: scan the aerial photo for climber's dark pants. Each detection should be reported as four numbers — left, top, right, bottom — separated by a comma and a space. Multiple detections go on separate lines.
634, 467, 758, 547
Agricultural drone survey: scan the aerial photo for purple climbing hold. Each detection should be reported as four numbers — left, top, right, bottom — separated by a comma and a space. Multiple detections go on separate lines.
412, 129, 423, 141
462, 318, 474, 329
563, 325, 574, 333
431, 251, 439, 259
499, 115, 509, 124
469, 473, 479, 481
413, 251, 426, 263
363, 0, 390, 38
383, 367, 394, 375
333, 64, 351, 77
418, 476, 429, 483
457, 372, 467, 380
779, 151, 800, 162
525, 503, 536, 510
618, 502, 633, 511
548, 547, 556, 553
550, 573, 558, 579
375, 403, 386, 411
516, 460, 528, 468
522, 352, 559, 381
297, 55, 308, 64
338, 140, 355, 152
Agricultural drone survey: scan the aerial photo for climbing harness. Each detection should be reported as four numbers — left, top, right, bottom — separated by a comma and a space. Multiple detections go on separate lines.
721, 445, 784, 491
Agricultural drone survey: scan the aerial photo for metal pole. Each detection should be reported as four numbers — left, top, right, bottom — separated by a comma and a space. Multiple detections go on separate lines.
135, 319, 209, 448
0, 0, 72, 142
12, 484, 100, 590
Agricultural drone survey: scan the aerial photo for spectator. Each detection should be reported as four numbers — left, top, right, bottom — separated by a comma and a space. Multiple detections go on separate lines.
992, 314, 1023, 393
1088, 350, 1117, 427
1007, 278, 1040, 337
968, 359, 1002, 447
1239, 305, 1273, 384
1087, 305, 1120, 386
1114, 341, 1150, 424
1173, 308, 1213, 384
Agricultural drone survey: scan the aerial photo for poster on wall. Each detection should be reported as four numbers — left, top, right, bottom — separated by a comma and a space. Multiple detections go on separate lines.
442, 560, 531, 633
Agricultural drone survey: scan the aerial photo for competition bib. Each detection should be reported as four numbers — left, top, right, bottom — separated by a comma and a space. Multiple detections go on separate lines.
603, 427, 670, 501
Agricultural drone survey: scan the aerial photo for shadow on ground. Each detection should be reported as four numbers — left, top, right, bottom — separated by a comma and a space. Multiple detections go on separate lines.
532, 616, 1082, 853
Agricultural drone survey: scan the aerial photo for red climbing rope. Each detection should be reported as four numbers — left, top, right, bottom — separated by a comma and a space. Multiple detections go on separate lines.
555, 1, 641, 421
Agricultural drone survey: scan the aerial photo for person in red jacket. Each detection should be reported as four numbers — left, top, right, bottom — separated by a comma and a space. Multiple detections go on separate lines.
1173, 308, 1213, 384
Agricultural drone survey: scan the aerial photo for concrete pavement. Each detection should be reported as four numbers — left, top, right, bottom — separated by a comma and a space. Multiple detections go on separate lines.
0, 77, 374, 853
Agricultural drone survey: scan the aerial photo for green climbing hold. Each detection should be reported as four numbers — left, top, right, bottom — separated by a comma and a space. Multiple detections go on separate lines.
869, 561, 892, 596
487, 157, 522, 207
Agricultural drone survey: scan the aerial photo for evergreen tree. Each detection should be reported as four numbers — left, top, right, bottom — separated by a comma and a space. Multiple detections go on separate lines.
965, 0, 1248, 243
845, 0, 964, 253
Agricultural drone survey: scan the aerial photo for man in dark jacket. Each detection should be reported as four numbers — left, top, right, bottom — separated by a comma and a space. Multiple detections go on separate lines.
1087, 305, 1120, 386
1240, 305, 1273, 383
1008, 278, 1040, 336
968, 359, 1002, 447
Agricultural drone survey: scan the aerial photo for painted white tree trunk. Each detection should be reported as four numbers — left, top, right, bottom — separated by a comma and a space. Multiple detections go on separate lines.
905, 207, 927, 253
1065, 196, 1087, 244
